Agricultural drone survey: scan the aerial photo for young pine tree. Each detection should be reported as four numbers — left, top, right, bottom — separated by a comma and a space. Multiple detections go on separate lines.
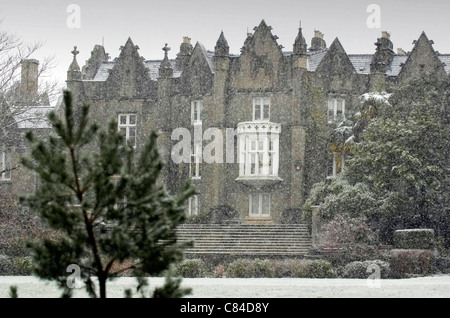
20, 90, 195, 298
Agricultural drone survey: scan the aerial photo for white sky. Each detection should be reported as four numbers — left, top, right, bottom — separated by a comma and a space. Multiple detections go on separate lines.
1, 0, 450, 97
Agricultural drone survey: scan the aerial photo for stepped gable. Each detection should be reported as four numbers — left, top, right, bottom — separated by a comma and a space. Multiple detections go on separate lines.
234, 19, 286, 89
398, 32, 446, 81
105, 37, 154, 98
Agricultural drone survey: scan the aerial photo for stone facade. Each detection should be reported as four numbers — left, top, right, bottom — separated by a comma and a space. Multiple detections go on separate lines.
4, 20, 450, 225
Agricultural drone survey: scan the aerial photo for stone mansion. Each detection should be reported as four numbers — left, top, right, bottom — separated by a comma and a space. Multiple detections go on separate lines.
3, 20, 449, 225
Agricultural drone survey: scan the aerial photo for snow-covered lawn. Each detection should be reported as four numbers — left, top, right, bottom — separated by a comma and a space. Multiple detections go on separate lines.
1, 275, 450, 298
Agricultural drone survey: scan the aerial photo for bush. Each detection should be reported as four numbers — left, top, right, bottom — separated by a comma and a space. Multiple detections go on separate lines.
253, 259, 275, 278
319, 215, 381, 266
13, 257, 33, 275
185, 211, 212, 224
394, 229, 435, 250
0, 255, 14, 275
342, 260, 390, 279
0, 255, 33, 275
210, 205, 241, 224
213, 264, 226, 278
226, 259, 255, 278
175, 259, 207, 278
226, 259, 335, 278
390, 249, 435, 278
271, 260, 292, 278
288, 259, 335, 278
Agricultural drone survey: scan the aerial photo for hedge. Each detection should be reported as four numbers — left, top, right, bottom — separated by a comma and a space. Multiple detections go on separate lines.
390, 249, 435, 278
342, 260, 390, 279
226, 259, 335, 278
394, 229, 435, 250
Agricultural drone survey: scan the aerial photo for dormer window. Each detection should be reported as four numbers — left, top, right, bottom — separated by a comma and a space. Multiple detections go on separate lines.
253, 97, 270, 121
327, 98, 345, 123
191, 100, 202, 124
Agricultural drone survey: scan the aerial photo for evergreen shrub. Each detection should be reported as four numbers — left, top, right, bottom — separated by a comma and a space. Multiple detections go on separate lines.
342, 260, 390, 279
390, 249, 435, 278
394, 229, 435, 250
175, 259, 208, 278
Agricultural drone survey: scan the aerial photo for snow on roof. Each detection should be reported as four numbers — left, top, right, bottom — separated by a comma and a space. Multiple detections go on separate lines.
348, 55, 372, 75
388, 55, 409, 77
12, 106, 55, 129
438, 55, 450, 74
91, 47, 216, 82
307, 49, 328, 72
92, 62, 115, 81
89, 51, 450, 81
144, 60, 182, 80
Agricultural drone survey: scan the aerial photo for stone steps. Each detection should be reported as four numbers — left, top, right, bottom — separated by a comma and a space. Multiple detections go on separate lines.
176, 223, 312, 256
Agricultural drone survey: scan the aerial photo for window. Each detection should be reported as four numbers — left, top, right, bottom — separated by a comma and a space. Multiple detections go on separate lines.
191, 100, 202, 124
0, 151, 11, 181
327, 152, 345, 178
249, 193, 270, 217
239, 133, 279, 177
327, 98, 345, 123
190, 144, 202, 179
188, 195, 199, 216
253, 97, 270, 121
118, 114, 137, 147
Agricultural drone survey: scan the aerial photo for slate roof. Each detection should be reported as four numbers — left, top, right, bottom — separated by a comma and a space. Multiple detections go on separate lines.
438, 55, 450, 74
89, 48, 450, 82
90, 49, 215, 82
13, 106, 55, 129
307, 49, 328, 72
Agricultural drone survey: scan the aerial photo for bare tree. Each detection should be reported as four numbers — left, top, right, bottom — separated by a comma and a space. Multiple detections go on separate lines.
0, 19, 61, 142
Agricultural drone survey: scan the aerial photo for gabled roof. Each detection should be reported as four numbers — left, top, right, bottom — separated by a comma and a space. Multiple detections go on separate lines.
191, 42, 215, 74
87, 45, 215, 82
307, 49, 328, 72
12, 106, 55, 129
315, 38, 357, 74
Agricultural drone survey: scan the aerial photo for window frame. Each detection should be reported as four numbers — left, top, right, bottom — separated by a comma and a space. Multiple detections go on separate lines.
327, 152, 345, 179
327, 98, 346, 123
118, 113, 137, 147
249, 193, 270, 217
253, 97, 270, 121
188, 194, 199, 216
191, 100, 203, 124
239, 133, 279, 178
190, 143, 202, 180
0, 150, 11, 181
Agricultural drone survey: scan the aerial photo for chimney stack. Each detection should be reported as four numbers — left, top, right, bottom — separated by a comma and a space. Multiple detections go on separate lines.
310, 30, 327, 52
20, 59, 39, 101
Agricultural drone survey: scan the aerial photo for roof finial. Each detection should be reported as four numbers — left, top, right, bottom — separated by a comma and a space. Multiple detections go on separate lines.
163, 43, 171, 56
71, 46, 79, 58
